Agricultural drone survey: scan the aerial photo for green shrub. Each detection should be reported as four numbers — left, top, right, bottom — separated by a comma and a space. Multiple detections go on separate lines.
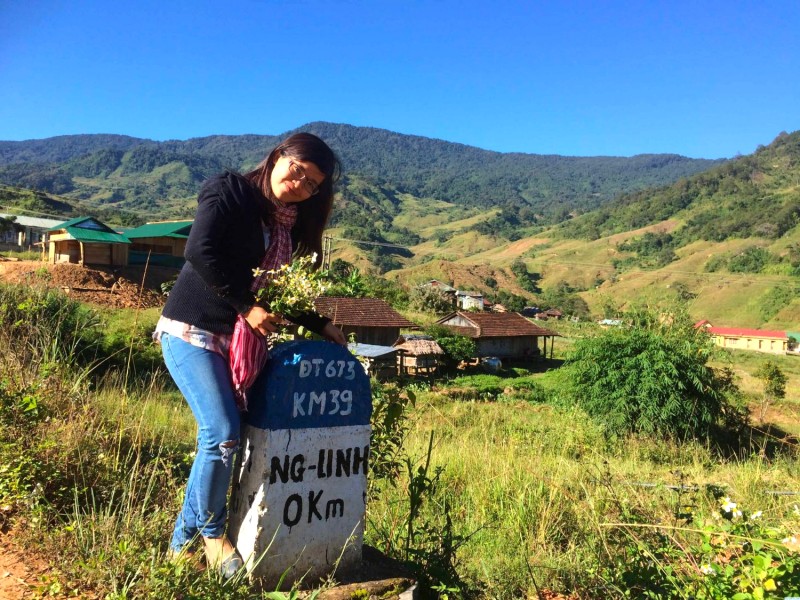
410, 286, 456, 314
0, 283, 102, 370
561, 312, 739, 439
425, 325, 476, 364
728, 246, 776, 273
759, 284, 799, 321
704, 254, 728, 272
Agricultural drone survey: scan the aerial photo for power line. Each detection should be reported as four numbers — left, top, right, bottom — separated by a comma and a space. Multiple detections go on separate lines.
528, 256, 800, 284
327, 235, 409, 249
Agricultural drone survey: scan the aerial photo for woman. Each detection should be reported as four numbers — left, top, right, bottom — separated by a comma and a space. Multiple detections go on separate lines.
155, 133, 346, 577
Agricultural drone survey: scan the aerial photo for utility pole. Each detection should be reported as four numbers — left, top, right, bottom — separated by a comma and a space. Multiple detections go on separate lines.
322, 234, 333, 270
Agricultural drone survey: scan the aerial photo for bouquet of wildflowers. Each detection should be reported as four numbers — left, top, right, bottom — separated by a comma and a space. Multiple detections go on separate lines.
229, 253, 329, 410
252, 253, 329, 317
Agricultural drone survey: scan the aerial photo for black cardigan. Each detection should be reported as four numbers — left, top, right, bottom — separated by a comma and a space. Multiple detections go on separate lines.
161, 171, 330, 335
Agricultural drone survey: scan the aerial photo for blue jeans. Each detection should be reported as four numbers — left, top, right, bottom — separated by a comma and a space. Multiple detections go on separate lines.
161, 333, 240, 552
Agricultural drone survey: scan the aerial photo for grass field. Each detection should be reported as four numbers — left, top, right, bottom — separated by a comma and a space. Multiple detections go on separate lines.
1, 287, 799, 598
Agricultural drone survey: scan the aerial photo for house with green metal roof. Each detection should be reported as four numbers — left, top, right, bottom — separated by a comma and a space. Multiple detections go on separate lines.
47, 216, 130, 266
125, 220, 192, 268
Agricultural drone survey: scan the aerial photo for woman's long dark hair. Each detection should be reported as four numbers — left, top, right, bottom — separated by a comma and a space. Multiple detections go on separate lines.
246, 133, 340, 264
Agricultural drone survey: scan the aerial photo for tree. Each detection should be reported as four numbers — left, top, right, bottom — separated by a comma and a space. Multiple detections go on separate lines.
425, 324, 476, 366
0, 215, 18, 238
754, 361, 787, 422
510, 259, 542, 294
562, 308, 740, 440
541, 281, 591, 319
410, 287, 455, 315
325, 263, 369, 298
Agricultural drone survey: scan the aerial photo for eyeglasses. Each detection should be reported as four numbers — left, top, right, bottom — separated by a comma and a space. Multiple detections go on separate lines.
288, 161, 320, 196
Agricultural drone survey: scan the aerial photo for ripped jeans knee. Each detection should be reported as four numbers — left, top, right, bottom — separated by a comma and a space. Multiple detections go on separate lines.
219, 439, 239, 467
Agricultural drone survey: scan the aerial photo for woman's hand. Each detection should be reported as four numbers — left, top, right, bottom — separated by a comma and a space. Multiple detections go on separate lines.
321, 322, 347, 346
243, 306, 286, 337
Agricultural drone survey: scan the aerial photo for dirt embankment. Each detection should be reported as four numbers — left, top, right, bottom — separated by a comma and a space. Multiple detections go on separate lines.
0, 260, 173, 309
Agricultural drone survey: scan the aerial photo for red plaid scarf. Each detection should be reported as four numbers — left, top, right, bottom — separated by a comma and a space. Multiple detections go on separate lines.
229, 200, 298, 410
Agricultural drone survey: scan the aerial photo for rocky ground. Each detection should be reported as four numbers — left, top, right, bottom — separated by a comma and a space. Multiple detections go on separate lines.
0, 259, 173, 310
0, 531, 51, 599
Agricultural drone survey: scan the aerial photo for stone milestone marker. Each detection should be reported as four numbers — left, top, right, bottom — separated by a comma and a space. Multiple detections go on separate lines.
229, 340, 372, 587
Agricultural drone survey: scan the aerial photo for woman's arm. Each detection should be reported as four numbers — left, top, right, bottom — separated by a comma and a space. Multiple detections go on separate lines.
287, 312, 346, 345
184, 179, 254, 314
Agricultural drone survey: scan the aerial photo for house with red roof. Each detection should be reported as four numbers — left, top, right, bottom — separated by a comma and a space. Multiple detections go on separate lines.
314, 297, 418, 346
436, 311, 560, 360
698, 322, 789, 355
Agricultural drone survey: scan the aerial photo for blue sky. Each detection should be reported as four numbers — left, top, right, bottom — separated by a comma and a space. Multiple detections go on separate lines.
1, 0, 797, 158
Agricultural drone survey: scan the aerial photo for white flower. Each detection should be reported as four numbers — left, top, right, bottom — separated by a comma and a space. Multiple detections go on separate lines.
793, 504, 800, 517
720, 497, 737, 513
700, 564, 714, 575
253, 267, 266, 277
750, 511, 763, 520
732, 509, 742, 519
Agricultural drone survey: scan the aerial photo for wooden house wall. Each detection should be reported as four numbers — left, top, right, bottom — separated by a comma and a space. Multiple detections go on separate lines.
48, 239, 128, 266
399, 354, 440, 375
49, 240, 79, 264
475, 336, 540, 358
440, 314, 475, 327
130, 237, 186, 257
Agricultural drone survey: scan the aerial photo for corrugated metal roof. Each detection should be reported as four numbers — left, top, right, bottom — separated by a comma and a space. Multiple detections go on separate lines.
63, 228, 131, 244
126, 221, 193, 239
347, 343, 399, 358
315, 297, 417, 328
0, 214, 64, 229
49, 216, 97, 230
49, 216, 130, 244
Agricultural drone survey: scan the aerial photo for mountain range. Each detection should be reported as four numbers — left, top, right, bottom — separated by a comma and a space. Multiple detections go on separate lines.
1, 123, 798, 328
0, 122, 723, 224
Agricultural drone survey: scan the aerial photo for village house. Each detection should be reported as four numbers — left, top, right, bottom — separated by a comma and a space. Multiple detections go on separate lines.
124, 220, 192, 268
540, 308, 563, 320
436, 311, 560, 360
0, 214, 64, 249
314, 297, 418, 346
456, 290, 484, 311
47, 216, 130, 266
696, 321, 790, 355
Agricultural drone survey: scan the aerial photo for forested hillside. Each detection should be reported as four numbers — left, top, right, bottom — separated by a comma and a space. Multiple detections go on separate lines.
559, 130, 800, 246
0, 122, 724, 231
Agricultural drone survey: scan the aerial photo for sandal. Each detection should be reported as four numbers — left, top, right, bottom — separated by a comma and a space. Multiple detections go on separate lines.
203, 536, 244, 579
219, 551, 244, 579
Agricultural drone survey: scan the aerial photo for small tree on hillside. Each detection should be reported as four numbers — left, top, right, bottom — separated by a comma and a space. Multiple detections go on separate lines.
754, 361, 787, 422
